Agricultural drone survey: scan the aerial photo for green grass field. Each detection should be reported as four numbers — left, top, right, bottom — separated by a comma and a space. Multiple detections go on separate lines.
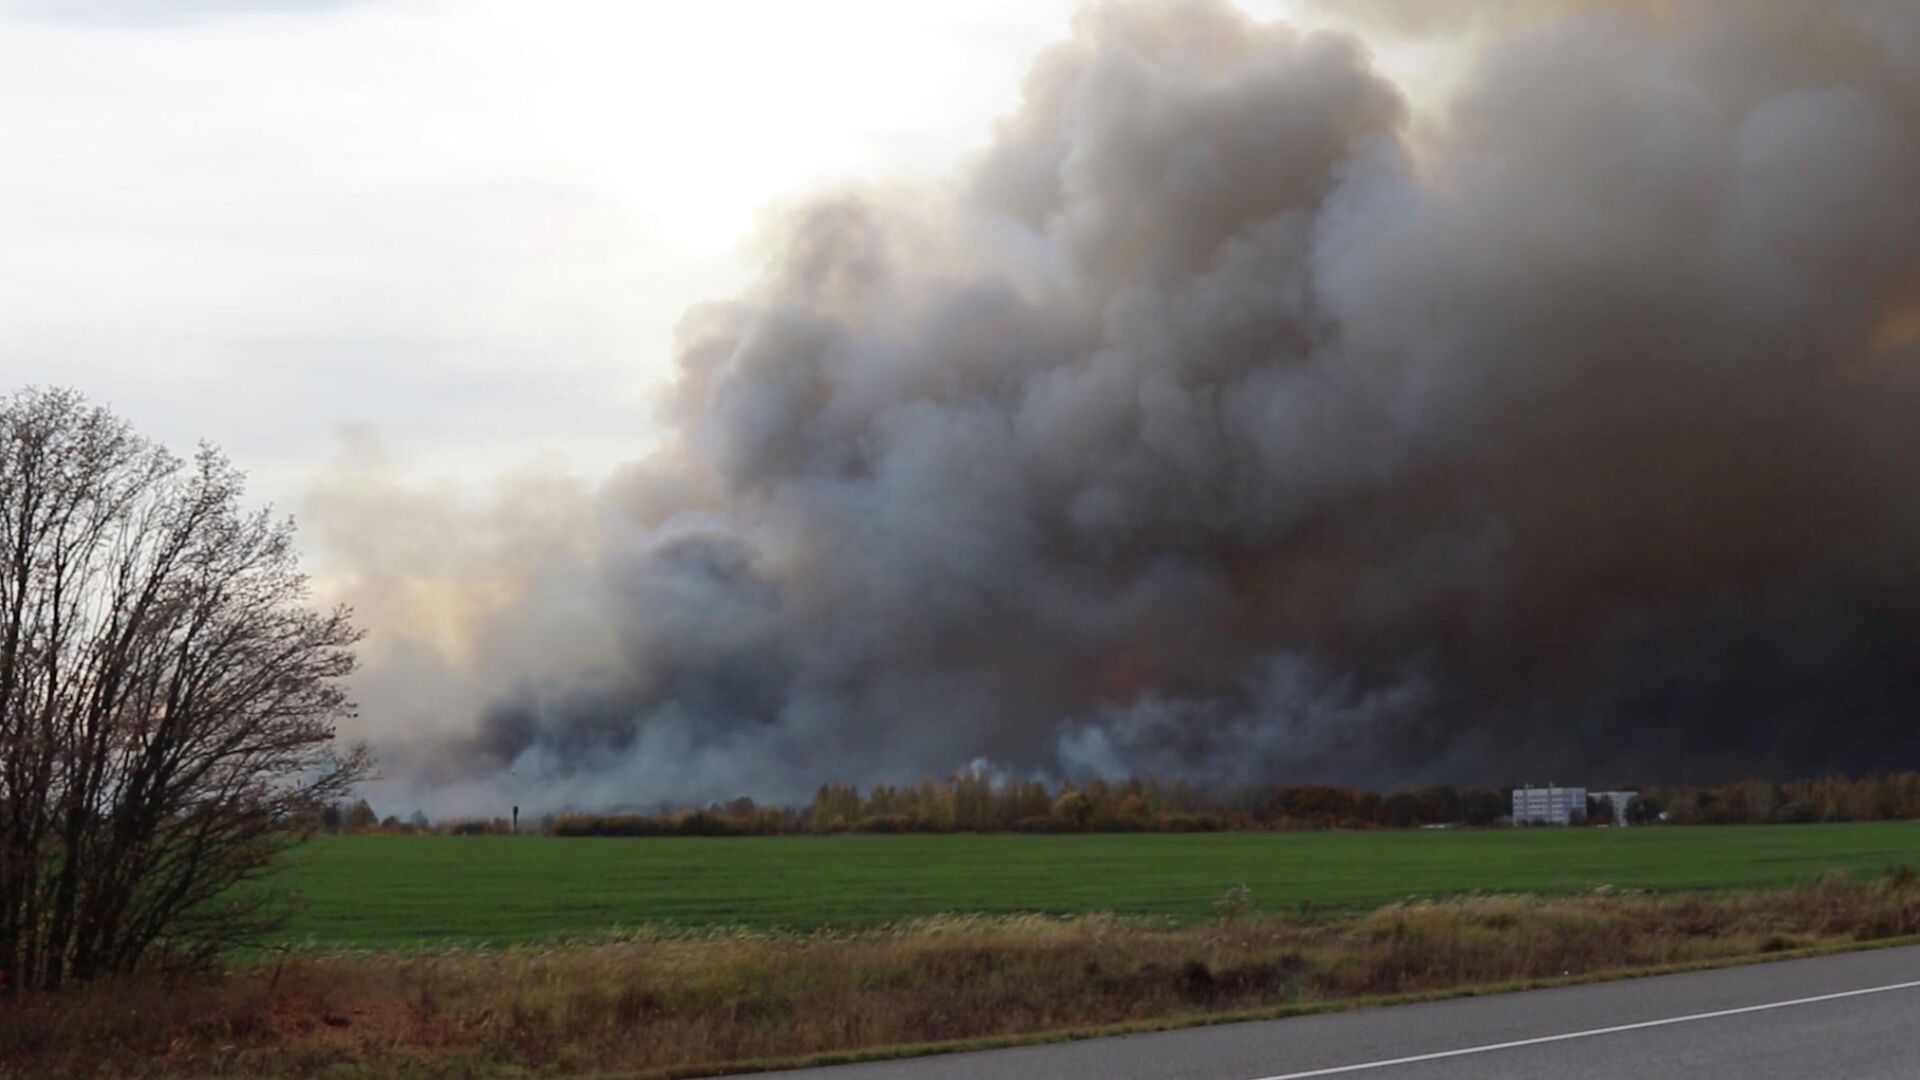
266, 823, 1920, 948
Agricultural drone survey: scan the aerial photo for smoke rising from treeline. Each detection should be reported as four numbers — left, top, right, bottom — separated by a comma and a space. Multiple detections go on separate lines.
347, 0, 1920, 810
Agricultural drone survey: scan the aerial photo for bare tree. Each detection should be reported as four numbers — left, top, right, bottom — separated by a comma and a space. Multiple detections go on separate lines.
0, 389, 366, 994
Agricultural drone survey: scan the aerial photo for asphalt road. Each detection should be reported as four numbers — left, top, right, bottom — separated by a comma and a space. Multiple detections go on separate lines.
731, 944, 1920, 1080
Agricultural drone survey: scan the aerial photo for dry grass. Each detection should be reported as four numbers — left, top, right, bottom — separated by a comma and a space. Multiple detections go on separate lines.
7, 869, 1920, 1080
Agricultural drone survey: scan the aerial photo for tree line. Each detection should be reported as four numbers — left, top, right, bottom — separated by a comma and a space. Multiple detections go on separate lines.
537, 772, 1920, 837
320, 774, 1920, 840
548, 777, 1517, 836
1647, 774, 1920, 826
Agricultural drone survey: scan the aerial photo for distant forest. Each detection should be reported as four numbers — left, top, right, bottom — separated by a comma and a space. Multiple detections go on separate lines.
326, 772, 1920, 837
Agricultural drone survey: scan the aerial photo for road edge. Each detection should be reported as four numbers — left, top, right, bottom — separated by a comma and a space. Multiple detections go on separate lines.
607, 932, 1920, 1080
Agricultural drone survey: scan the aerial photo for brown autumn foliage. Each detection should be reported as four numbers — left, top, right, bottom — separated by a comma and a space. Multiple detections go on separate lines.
539, 771, 1920, 838
550, 776, 1513, 836
5, 870, 1918, 1079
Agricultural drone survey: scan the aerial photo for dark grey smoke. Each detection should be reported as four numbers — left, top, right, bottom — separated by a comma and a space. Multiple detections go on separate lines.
438, 0, 1920, 805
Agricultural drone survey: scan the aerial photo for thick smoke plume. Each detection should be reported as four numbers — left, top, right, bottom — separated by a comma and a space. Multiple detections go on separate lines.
368, 0, 1920, 809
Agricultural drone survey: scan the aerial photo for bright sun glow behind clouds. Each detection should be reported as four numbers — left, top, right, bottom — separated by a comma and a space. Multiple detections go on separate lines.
520, 1, 1083, 250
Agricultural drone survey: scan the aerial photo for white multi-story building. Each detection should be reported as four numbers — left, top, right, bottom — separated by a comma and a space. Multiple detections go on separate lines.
1512, 784, 1586, 825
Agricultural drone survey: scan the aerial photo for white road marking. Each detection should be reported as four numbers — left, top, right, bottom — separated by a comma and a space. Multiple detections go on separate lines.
1249, 977, 1920, 1079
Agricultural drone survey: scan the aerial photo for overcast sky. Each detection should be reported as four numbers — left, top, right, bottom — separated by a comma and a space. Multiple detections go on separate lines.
0, 1, 1103, 505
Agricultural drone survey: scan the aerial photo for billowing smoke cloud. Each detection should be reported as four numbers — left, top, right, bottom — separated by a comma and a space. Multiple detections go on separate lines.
365, 0, 1920, 809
